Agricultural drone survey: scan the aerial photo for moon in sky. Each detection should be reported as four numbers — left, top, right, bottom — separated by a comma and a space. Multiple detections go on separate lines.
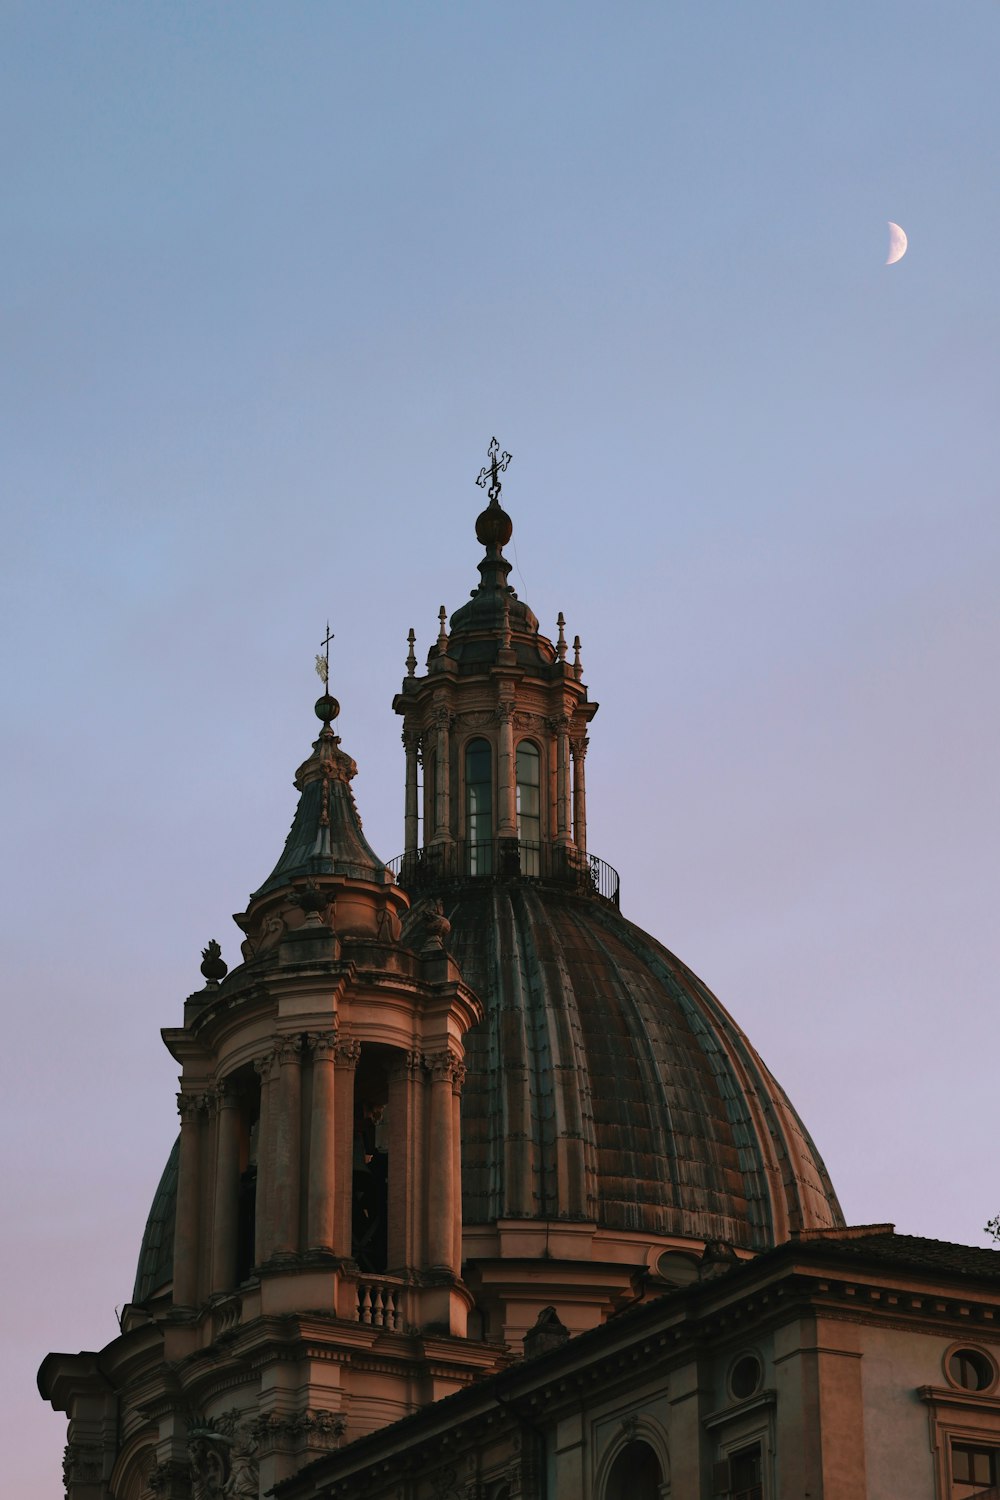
886, 221, 908, 265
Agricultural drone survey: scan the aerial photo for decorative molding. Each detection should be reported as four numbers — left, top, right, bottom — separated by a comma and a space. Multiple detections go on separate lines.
253, 1050, 278, 1084
276, 1035, 304, 1067
251, 1409, 345, 1456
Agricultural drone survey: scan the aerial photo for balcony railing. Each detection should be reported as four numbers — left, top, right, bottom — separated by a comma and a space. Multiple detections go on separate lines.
387, 839, 620, 907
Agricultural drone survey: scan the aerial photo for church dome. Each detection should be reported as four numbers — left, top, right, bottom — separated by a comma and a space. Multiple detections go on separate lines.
402, 880, 843, 1251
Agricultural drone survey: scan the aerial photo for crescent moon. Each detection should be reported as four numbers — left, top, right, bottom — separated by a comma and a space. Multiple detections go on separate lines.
886, 221, 908, 266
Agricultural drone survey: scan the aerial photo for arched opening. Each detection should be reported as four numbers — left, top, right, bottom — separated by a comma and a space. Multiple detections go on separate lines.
516, 740, 541, 875
605, 1440, 662, 1500
352, 1046, 391, 1272
235, 1073, 260, 1283
465, 737, 493, 875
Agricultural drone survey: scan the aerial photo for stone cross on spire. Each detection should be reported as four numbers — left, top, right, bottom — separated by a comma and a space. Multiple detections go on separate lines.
476, 437, 512, 503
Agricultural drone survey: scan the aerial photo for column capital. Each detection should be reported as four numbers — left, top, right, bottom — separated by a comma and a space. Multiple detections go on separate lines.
176, 1091, 209, 1123
424, 1048, 464, 1085
547, 713, 571, 735
215, 1075, 241, 1108
253, 1049, 278, 1083
306, 1027, 339, 1058
495, 699, 515, 724
402, 727, 421, 752
276, 1034, 305, 1066
334, 1037, 362, 1069
570, 735, 589, 760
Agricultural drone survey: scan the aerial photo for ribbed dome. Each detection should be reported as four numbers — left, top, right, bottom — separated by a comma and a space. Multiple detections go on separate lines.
406, 881, 843, 1251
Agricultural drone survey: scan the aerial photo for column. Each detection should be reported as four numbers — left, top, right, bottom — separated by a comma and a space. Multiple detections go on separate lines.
571, 736, 588, 854
211, 1078, 242, 1295
173, 1092, 202, 1306
387, 1049, 424, 1270
403, 730, 420, 854
497, 702, 516, 836
425, 1051, 458, 1273
555, 716, 571, 844
271, 1036, 303, 1255
433, 706, 451, 843
451, 1062, 466, 1273
333, 1039, 361, 1258
306, 1030, 337, 1251
253, 1050, 277, 1265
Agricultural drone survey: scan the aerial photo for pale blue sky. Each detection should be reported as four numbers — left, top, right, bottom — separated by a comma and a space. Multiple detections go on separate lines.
4, 3, 999, 1491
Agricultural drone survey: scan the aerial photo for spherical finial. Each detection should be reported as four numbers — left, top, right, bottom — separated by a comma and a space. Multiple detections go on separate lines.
475, 502, 513, 549
315, 693, 341, 724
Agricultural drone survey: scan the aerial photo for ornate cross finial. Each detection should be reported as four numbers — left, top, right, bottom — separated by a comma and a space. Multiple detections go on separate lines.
476, 436, 512, 503
406, 628, 417, 677
315, 622, 334, 688
556, 612, 567, 661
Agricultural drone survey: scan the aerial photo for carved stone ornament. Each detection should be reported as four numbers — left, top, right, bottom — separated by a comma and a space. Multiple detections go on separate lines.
422, 898, 452, 951
430, 1467, 459, 1500
495, 700, 515, 724
425, 1049, 463, 1084
455, 709, 495, 729
334, 1038, 363, 1068
63, 1441, 104, 1486
251, 1409, 346, 1456
306, 1028, 338, 1058
146, 1458, 190, 1497
513, 711, 546, 731
187, 1410, 259, 1500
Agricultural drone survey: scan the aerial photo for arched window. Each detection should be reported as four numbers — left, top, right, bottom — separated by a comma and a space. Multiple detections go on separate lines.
605, 1440, 662, 1500
465, 738, 493, 875
516, 741, 541, 876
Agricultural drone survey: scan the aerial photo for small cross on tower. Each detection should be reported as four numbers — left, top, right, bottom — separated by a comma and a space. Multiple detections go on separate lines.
476, 437, 512, 503
315, 622, 334, 688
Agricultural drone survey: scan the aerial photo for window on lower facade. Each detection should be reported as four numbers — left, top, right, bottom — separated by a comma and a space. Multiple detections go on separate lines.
730, 1444, 763, 1500
952, 1443, 999, 1498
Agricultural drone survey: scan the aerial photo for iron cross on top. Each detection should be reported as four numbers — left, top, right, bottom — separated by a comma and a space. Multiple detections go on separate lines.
476, 437, 512, 503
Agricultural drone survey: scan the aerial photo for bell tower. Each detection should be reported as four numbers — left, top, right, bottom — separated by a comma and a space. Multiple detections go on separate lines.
393, 438, 602, 894
40, 666, 501, 1500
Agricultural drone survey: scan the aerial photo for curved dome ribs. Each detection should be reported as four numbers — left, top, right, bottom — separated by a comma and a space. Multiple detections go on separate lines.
580, 907, 768, 1246
517, 893, 600, 1222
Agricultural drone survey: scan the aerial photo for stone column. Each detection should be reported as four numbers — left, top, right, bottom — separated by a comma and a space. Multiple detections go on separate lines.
433, 706, 451, 843
425, 1050, 459, 1273
497, 702, 516, 836
403, 730, 420, 854
173, 1092, 202, 1306
387, 1049, 424, 1270
211, 1078, 241, 1295
555, 716, 571, 844
272, 1036, 303, 1255
451, 1062, 466, 1273
253, 1050, 278, 1265
571, 736, 588, 853
333, 1039, 361, 1258
306, 1030, 337, 1251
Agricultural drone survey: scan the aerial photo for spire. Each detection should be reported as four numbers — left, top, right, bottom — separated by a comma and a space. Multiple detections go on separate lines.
250, 633, 388, 900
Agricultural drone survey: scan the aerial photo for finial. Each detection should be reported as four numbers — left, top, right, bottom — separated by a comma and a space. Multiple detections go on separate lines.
476, 436, 512, 503
314, 623, 340, 725
556, 612, 567, 661
437, 605, 449, 654
406, 628, 417, 677
573, 634, 582, 677
200, 939, 228, 985
474, 437, 514, 552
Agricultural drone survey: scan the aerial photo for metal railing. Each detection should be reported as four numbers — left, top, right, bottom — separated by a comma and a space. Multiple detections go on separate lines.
387, 839, 620, 907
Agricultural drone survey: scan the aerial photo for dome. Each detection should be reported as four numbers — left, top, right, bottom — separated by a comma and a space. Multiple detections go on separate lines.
403, 880, 843, 1251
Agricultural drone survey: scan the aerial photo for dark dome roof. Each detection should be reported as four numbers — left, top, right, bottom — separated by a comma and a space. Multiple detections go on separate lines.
415, 881, 843, 1250
134, 879, 842, 1300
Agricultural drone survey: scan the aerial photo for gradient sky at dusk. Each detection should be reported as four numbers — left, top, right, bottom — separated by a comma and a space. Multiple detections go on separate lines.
4, 4, 999, 1491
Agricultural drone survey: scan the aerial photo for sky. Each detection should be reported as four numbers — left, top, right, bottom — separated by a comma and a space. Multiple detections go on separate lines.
3, 2, 998, 1491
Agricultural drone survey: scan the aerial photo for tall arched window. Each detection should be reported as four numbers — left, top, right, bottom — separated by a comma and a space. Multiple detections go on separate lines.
516, 741, 541, 876
605, 1440, 662, 1500
465, 738, 493, 875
